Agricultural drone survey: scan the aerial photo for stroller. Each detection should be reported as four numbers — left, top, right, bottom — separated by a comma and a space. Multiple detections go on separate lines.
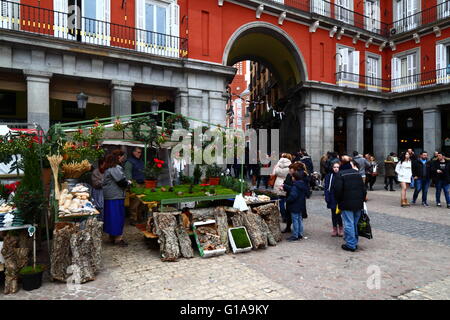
310, 172, 324, 191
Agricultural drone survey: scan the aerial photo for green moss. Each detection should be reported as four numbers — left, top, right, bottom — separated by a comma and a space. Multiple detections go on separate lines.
19, 265, 45, 275
230, 228, 251, 249
131, 184, 237, 202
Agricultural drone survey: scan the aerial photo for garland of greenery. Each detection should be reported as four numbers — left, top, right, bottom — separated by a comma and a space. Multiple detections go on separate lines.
130, 116, 159, 146
164, 114, 190, 136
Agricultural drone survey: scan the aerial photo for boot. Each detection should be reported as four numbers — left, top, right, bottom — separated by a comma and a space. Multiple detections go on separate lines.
331, 227, 338, 237
401, 199, 406, 207
338, 226, 344, 237
404, 199, 410, 207
281, 226, 291, 233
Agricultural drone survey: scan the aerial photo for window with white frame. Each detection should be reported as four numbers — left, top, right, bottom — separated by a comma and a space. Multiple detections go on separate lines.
0, 0, 20, 30
336, 46, 360, 88
438, 0, 450, 19
366, 55, 381, 91
393, 0, 419, 33
335, 0, 353, 24
391, 51, 418, 92
365, 0, 380, 33
311, 0, 330, 17
136, 0, 180, 57
436, 41, 450, 84
53, 0, 110, 45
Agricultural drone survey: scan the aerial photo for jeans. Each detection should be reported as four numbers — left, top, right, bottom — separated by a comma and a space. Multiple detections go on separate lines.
412, 178, 430, 204
341, 210, 362, 250
291, 212, 304, 239
279, 196, 287, 221
331, 208, 343, 227
435, 180, 450, 205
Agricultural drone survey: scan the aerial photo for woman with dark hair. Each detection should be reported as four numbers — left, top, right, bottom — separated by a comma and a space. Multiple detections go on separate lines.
91, 157, 105, 221
103, 149, 131, 246
324, 161, 343, 237
395, 152, 413, 207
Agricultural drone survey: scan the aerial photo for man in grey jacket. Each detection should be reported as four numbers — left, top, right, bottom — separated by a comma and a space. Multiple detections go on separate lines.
353, 151, 370, 182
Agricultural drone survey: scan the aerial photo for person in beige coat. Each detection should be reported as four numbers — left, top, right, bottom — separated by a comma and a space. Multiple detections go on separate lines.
273, 153, 292, 224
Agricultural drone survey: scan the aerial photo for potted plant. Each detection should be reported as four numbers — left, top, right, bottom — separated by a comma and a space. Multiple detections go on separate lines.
205, 164, 223, 185
19, 264, 46, 291
144, 158, 165, 189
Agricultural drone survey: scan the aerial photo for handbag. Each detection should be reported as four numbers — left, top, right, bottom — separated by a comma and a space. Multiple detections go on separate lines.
358, 203, 373, 239
268, 174, 276, 187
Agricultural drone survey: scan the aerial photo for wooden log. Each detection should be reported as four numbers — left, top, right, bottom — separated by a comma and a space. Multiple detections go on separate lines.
241, 212, 267, 249
70, 226, 96, 283
213, 207, 231, 253
1, 233, 29, 294
85, 218, 103, 271
230, 211, 245, 228
258, 217, 277, 246
175, 224, 194, 259
51, 223, 77, 282
155, 212, 180, 262
253, 203, 282, 242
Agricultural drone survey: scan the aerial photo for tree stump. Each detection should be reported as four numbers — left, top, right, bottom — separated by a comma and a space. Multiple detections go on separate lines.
1, 233, 29, 294
213, 207, 231, 253
155, 212, 180, 262
253, 203, 282, 242
51, 223, 77, 282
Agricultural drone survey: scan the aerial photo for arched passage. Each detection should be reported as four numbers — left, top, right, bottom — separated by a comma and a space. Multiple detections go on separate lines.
223, 21, 308, 94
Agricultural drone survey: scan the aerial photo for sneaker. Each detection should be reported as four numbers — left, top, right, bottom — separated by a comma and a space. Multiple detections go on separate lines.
287, 236, 299, 242
341, 244, 356, 252
422, 203, 430, 207
437, 203, 441, 207
411, 200, 416, 204
384, 186, 388, 191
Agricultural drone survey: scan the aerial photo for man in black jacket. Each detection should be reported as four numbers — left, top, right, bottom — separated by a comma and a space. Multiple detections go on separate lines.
431, 152, 450, 208
334, 156, 367, 252
411, 151, 432, 207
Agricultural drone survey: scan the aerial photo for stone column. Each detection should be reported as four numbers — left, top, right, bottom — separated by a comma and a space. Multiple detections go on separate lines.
373, 112, 397, 174
422, 106, 442, 154
187, 89, 203, 126
111, 81, 134, 117
300, 103, 322, 171
323, 105, 335, 155
346, 109, 364, 154
209, 90, 227, 126
24, 70, 52, 132
175, 88, 188, 116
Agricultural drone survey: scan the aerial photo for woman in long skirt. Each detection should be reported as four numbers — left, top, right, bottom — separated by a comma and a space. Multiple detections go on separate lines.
102, 150, 131, 246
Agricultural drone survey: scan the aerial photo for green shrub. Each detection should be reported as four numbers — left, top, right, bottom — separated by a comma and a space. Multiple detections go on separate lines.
19, 264, 45, 275
230, 227, 251, 248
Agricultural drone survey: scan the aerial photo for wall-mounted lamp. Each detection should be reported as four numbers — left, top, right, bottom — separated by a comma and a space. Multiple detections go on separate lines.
365, 117, 372, 129
76, 92, 88, 110
337, 116, 344, 128
406, 117, 413, 128
151, 97, 159, 112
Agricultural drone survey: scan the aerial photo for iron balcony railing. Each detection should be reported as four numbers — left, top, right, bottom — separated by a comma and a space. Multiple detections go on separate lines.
389, 1, 450, 35
264, 0, 389, 36
336, 68, 450, 93
336, 71, 390, 92
0, 0, 188, 58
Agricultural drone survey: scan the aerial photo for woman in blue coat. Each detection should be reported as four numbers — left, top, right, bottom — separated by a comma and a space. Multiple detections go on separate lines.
324, 161, 343, 237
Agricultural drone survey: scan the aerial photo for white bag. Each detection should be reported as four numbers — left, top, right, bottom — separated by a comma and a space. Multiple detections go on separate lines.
363, 202, 368, 214
233, 194, 249, 211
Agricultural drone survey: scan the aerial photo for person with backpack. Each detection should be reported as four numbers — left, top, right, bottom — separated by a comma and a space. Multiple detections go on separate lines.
285, 171, 309, 241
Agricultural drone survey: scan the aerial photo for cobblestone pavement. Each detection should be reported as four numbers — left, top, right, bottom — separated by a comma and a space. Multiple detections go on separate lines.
1, 181, 450, 300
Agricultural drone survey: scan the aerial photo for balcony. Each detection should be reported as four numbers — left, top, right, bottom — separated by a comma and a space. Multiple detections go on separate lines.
389, 1, 450, 36
336, 68, 450, 94
262, 0, 388, 36
0, 0, 188, 59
